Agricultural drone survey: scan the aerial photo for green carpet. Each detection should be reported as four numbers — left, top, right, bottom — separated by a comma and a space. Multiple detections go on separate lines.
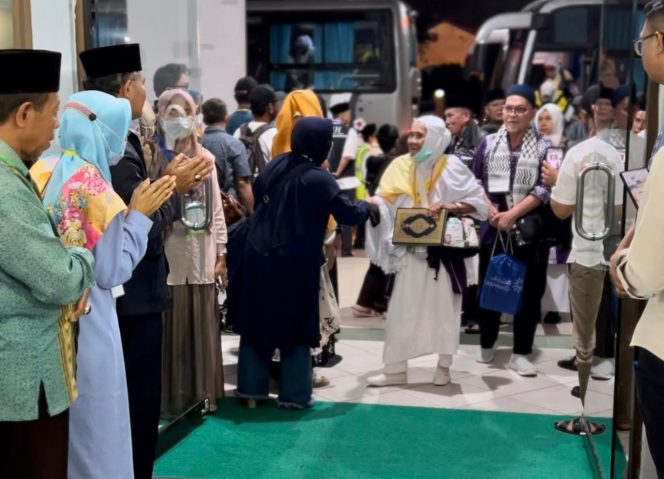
154, 398, 604, 479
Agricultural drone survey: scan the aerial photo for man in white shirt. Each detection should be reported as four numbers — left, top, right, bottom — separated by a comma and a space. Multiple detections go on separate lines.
550, 134, 623, 433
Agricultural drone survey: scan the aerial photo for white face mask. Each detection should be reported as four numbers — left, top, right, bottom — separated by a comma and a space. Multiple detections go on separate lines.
160, 116, 196, 141
94, 119, 127, 166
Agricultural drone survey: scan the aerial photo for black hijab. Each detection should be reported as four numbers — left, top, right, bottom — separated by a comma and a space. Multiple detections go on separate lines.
291, 116, 333, 165
249, 116, 339, 255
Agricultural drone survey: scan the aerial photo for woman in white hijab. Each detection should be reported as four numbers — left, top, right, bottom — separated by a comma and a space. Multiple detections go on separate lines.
536, 103, 565, 147
366, 116, 489, 386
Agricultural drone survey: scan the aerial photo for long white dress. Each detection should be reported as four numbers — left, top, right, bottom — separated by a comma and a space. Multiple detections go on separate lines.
370, 156, 489, 367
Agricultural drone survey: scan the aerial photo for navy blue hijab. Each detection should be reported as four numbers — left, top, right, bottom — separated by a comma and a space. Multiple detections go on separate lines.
249, 116, 339, 255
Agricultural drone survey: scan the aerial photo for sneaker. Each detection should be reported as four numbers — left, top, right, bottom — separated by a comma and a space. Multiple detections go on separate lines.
433, 366, 451, 386
591, 358, 614, 380
352, 305, 381, 318
367, 372, 407, 387
477, 346, 496, 363
509, 354, 538, 377
557, 355, 578, 372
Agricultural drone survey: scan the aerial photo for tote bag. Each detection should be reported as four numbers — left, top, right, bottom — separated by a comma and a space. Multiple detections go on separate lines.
479, 233, 526, 315
319, 262, 341, 348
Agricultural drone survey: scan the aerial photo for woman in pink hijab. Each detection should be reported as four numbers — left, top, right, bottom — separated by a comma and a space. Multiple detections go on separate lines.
154, 89, 228, 414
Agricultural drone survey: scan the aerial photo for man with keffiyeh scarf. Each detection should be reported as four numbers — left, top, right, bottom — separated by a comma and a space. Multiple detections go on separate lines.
471, 84, 553, 378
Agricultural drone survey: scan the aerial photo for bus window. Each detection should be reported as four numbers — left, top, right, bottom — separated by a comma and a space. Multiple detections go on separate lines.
499, 30, 526, 90
248, 10, 396, 94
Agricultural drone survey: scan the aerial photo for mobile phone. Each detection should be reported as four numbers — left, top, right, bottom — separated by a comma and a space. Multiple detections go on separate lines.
545, 147, 564, 169
619, 167, 649, 208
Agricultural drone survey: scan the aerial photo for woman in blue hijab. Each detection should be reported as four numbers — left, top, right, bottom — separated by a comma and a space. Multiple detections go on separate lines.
229, 116, 374, 408
32, 90, 175, 478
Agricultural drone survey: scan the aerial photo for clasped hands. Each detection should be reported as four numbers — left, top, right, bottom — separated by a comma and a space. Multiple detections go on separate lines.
488, 203, 517, 232
165, 153, 214, 193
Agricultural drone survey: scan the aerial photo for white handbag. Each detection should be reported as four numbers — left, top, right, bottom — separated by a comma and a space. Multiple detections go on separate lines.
443, 217, 480, 251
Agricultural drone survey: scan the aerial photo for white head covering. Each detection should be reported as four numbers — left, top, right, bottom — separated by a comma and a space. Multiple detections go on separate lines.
535, 103, 564, 147
411, 115, 452, 207
412, 115, 452, 159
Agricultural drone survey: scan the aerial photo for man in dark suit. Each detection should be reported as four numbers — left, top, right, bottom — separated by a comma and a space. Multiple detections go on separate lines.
78, 43, 212, 479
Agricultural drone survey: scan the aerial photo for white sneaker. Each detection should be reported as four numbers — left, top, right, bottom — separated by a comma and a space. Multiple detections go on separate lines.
367, 372, 407, 387
508, 354, 537, 377
433, 366, 451, 386
477, 346, 496, 363
591, 358, 615, 380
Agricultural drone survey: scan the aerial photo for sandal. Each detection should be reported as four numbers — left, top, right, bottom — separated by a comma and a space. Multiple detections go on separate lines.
554, 417, 606, 436
313, 373, 330, 388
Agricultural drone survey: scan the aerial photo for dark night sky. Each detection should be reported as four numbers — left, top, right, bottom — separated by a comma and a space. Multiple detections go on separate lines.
405, 0, 535, 40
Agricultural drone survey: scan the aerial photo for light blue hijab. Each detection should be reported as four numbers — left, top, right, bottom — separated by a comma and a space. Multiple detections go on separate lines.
43, 90, 131, 211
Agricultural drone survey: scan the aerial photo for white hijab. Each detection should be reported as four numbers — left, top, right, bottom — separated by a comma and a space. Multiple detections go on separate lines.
412, 115, 452, 207
536, 103, 564, 147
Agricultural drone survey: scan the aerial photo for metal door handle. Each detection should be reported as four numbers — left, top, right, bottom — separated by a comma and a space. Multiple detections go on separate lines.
574, 161, 615, 241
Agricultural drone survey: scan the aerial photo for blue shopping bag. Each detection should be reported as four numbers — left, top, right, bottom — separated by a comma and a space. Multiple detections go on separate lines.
480, 233, 526, 315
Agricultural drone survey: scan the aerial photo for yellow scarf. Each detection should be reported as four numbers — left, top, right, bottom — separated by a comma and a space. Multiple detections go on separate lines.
377, 153, 448, 205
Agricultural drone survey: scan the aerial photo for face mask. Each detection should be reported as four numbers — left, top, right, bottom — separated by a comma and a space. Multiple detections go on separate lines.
161, 117, 196, 141
195, 113, 204, 130
411, 149, 432, 163
95, 120, 127, 166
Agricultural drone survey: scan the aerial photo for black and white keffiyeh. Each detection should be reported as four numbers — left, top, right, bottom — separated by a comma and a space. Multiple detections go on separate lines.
488, 125, 540, 204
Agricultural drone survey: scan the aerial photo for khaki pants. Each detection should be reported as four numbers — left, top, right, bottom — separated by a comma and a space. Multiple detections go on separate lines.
568, 263, 607, 364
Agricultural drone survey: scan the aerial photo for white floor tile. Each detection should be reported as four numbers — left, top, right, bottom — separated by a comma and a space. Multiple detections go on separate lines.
459, 396, 559, 415
402, 381, 497, 409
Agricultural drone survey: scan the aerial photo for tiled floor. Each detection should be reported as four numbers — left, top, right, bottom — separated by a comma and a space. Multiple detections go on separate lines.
221, 256, 615, 419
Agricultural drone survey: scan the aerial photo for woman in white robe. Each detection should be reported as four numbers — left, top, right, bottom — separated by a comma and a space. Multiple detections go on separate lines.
366, 115, 489, 387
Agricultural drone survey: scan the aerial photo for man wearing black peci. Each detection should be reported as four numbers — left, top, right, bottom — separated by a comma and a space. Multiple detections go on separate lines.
78, 43, 212, 479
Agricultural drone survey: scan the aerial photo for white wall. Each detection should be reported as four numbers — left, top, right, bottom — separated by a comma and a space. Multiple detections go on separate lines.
30, 0, 78, 105
0, 2, 13, 48
127, 0, 246, 107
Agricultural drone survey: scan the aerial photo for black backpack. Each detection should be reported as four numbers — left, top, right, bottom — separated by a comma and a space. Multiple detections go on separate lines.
238, 123, 273, 178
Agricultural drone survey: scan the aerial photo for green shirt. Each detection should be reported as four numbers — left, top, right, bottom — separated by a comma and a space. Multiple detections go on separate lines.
0, 140, 95, 421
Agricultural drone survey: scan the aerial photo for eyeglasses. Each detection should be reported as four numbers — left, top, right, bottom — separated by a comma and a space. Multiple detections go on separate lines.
503, 105, 530, 116
634, 32, 660, 56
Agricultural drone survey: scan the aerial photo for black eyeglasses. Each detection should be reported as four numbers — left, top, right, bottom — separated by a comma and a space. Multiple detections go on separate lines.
503, 105, 530, 116
634, 32, 660, 56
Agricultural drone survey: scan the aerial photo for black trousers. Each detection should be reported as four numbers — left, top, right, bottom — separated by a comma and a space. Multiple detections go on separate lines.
593, 272, 616, 359
635, 347, 664, 479
340, 189, 356, 256
477, 240, 549, 355
0, 385, 69, 479
118, 313, 163, 479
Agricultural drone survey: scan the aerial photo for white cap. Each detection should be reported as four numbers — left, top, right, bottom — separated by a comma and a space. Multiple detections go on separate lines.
329, 92, 352, 109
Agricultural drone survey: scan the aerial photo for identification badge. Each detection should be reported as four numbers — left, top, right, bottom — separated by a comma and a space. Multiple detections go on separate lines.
111, 285, 125, 299
488, 175, 510, 194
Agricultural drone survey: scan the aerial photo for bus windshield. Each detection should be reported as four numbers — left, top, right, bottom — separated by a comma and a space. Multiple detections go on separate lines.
248, 10, 396, 93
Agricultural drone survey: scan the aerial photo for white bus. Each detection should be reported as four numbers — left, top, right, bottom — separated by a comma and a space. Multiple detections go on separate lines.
468, 0, 645, 94
246, 0, 421, 132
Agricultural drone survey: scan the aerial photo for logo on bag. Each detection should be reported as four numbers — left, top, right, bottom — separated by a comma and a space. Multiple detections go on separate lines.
511, 278, 524, 293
